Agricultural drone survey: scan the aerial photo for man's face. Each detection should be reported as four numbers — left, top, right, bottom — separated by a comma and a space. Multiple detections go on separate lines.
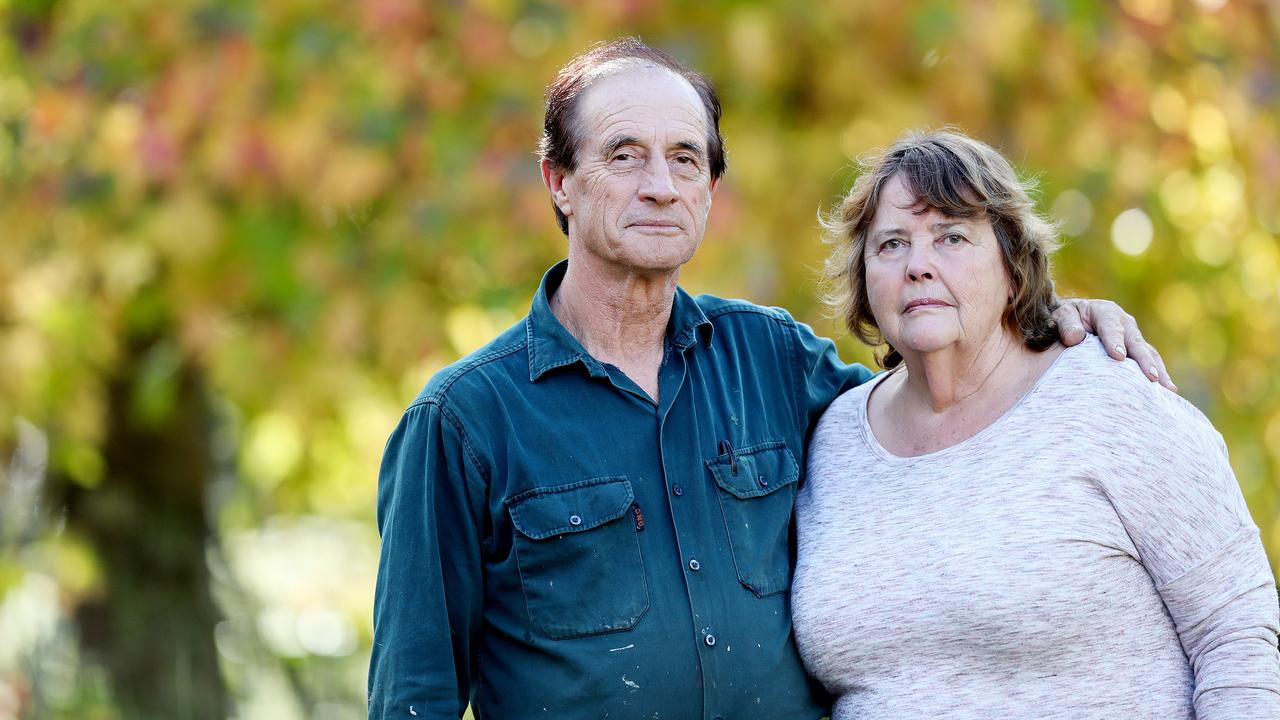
551, 66, 718, 276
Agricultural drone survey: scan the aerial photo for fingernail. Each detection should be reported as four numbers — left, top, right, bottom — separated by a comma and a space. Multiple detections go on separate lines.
1147, 367, 1159, 379
1114, 345, 1125, 356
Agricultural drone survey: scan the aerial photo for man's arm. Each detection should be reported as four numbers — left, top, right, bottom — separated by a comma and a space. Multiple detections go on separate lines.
779, 309, 876, 435
1053, 299, 1175, 391
369, 400, 485, 720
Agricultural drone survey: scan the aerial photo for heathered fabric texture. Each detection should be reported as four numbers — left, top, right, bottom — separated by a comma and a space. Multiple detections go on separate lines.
793, 338, 1280, 719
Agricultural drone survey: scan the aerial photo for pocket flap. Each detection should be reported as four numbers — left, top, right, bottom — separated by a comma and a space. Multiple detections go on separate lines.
508, 477, 634, 540
706, 442, 799, 499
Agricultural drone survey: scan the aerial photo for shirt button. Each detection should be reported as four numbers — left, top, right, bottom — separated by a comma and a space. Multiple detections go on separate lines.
758, 475, 768, 487
704, 633, 716, 647
672, 484, 683, 496
688, 558, 700, 571
568, 514, 582, 526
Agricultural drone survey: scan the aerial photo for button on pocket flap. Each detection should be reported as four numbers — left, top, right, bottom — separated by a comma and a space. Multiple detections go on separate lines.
706, 442, 799, 499
508, 477, 634, 541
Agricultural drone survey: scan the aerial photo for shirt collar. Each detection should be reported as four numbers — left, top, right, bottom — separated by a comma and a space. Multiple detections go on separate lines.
526, 260, 714, 383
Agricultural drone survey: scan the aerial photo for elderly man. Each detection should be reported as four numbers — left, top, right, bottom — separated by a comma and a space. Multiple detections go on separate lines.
368, 38, 1168, 719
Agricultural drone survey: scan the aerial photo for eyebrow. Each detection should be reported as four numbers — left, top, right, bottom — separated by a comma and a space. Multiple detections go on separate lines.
601, 135, 641, 158
672, 140, 706, 157
871, 220, 967, 240
600, 135, 707, 159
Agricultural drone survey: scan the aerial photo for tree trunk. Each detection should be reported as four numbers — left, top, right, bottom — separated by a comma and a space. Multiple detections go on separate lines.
62, 335, 228, 720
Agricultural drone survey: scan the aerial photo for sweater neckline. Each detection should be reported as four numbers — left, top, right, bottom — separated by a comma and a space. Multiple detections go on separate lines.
855, 341, 1074, 464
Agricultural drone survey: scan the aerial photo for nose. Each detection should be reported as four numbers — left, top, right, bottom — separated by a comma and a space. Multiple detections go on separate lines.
904, 240, 935, 282
638, 156, 679, 205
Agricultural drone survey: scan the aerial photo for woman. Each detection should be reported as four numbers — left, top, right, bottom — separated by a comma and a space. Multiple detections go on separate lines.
791, 129, 1280, 719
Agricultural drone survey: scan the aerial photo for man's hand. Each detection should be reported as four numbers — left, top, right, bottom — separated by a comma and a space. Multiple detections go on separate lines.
1053, 299, 1176, 392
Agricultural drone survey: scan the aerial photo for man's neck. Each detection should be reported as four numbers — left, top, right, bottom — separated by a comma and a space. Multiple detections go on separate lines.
550, 255, 677, 397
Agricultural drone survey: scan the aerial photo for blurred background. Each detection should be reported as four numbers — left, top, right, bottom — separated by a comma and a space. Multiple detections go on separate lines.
1, 0, 1278, 717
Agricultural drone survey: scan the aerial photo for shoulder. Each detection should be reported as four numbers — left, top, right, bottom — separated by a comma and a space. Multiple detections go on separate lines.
1055, 338, 1211, 425
409, 317, 530, 413
694, 293, 797, 328
692, 293, 835, 355
811, 376, 879, 450
1047, 336, 1225, 461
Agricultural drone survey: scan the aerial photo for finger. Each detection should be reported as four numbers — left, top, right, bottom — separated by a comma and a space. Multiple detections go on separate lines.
1150, 347, 1176, 392
1063, 298, 1096, 334
1051, 303, 1087, 347
1094, 312, 1128, 360
1127, 335, 1164, 384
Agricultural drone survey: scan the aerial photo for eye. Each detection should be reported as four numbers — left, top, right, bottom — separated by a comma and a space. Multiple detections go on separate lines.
879, 238, 904, 252
612, 152, 634, 162
940, 233, 966, 246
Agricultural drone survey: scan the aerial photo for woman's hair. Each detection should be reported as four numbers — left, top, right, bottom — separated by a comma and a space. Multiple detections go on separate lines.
820, 128, 1061, 369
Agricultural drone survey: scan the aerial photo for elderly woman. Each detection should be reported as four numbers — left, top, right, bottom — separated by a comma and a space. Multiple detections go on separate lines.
791, 130, 1280, 719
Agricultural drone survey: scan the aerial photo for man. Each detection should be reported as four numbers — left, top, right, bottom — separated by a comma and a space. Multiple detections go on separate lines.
368, 38, 1169, 719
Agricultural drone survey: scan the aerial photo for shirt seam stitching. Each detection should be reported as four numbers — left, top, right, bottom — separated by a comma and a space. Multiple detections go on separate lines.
1156, 521, 1255, 591
411, 397, 492, 485
409, 338, 530, 405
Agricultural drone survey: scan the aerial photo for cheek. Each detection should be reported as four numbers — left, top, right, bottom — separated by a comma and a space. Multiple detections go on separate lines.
951, 258, 1010, 316
863, 264, 898, 322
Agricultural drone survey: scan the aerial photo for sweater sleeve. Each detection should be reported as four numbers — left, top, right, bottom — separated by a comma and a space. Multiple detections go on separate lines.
1097, 377, 1280, 719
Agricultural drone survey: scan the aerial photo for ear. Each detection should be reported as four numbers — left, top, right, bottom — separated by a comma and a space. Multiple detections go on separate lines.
541, 158, 572, 218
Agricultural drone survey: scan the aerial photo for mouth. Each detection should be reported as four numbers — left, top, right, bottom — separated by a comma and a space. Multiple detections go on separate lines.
627, 220, 682, 230
904, 298, 951, 312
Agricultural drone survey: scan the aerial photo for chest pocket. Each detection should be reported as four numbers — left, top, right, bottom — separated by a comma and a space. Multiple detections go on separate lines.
508, 477, 650, 640
707, 441, 800, 597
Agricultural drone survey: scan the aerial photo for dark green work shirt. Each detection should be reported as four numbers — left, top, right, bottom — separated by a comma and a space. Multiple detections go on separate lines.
369, 261, 874, 719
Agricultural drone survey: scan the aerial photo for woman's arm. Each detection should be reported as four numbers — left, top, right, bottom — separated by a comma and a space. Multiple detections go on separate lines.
1099, 376, 1280, 718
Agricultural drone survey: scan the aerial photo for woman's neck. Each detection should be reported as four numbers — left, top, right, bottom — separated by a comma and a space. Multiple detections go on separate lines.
899, 330, 1024, 414
868, 332, 1063, 457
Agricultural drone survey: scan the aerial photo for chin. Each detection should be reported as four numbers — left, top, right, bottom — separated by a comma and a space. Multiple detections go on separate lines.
895, 328, 959, 355
616, 246, 698, 274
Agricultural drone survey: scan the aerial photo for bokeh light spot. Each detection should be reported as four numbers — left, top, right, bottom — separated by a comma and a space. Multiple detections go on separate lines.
1156, 283, 1204, 330
1120, 0, 1172, 24
1159, 170, 1200, 226
1191, 222, 1233, 267
1051, 189, 1093, 236
242, 413, 303, 490
1188, 103, 1232, 160
1149, 85, 1187, 133
1111, 208, 1154, 256
509, 18, 552, 59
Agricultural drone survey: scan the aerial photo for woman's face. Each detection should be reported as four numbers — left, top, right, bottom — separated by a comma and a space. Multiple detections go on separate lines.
863, 173, 1014, 359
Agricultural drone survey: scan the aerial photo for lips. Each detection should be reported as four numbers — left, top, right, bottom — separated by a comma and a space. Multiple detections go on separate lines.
904, 298, 951, 312
627, 219, 682, 229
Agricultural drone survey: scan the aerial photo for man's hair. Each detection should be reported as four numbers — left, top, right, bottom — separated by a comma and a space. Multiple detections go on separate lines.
820, 129, 1060, 369
539, 37, 727, 235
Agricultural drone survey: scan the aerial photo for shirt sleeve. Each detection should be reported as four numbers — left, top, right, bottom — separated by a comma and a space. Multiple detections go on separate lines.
780, 308, 875, 437
368, 400, 486, 720
1099, 384, 1280, 719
